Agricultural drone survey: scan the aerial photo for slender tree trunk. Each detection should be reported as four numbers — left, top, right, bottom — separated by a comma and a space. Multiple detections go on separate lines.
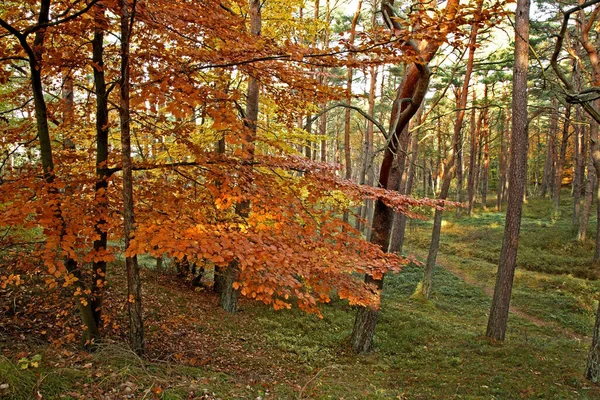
579, 121, 595, 242
485, 0, 529, 341
456, 91, 465, 213
120, 0, 144, 355
574, 108, 584, 225
468, 91, 483, 215
540, 105, 557, 198
5, 0, 100, 346
482, 107, 490, 209
90, 5, 110, 341
554, 104, 571, 210
419, 0, 482, 298
497, 110, 510, 211
390, 107, 422, 253
220, 0, 261, 312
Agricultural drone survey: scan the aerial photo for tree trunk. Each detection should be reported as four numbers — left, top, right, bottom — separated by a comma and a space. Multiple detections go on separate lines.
419, 0, 482, 298
390, 107, 422, 253
579, 121, 595, 242
468, 91, 484, 215
220, 0, 261, 312
574, 107, 584, 225
90, 6, 110, 340
540, 104, 557, 198
485, 0, 529, 341
120, 0, 144, 355
497, 110, 510, 211
482, 106, 490, 209
554, 104, 571, 210
586, 302, 600, 383
6, 0, 101, 346
455, 91, 465, 213
350, 0, 458, 353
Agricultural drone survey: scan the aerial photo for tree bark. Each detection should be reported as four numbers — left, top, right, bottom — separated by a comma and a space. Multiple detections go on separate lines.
120, 0, 144, 355
579, 121, 595, 242
482, 104, 490, 209
573, 107, 584, 225
540, 104, 558, 198
468, 90, 484, 215
90, 4, 110, 340
485, 0, 529, 341
220, 0, 261, 312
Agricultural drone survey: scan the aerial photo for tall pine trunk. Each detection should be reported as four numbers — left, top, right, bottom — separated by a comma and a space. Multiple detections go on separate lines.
419, 0, 481, 298
485, 0, 529, 341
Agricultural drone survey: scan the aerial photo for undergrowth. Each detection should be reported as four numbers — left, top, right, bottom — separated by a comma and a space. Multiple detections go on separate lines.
1, 192, 600, 398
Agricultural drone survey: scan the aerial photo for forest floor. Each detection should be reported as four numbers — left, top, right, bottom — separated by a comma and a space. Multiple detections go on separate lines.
2, 193, 600, 399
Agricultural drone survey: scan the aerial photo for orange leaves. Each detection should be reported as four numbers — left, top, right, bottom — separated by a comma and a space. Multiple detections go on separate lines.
0, 274, 22, 289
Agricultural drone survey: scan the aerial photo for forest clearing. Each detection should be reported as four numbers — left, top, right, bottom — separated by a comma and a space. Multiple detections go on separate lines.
4, 0, 600, 398
2, 195, 600, 399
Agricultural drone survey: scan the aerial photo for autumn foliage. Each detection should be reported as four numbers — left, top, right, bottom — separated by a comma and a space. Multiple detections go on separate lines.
0, 0, 465, 348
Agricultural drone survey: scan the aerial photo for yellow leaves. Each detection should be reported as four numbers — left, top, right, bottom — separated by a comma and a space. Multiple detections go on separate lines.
62, 273, 79, 288
232, 281, 241, 290
0, 274, 22, 289
215, 196, 235, 210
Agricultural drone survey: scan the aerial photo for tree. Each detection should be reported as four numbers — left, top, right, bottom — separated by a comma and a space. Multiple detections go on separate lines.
485, 0, 530, 341
350, 0, 462, 353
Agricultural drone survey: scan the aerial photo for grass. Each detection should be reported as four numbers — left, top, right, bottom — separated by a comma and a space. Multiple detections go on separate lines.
2, 191, 600, 398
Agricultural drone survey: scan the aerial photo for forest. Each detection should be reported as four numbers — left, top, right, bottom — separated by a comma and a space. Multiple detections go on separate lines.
3, 0, 600, 398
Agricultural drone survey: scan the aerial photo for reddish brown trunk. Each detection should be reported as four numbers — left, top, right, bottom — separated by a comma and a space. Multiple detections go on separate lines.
486, 0, 529, 341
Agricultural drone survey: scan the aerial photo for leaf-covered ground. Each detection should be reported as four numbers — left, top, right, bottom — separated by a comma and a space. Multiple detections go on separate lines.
2, 195, 600, 399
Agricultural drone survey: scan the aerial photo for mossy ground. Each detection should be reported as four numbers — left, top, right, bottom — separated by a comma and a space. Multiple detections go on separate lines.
2, 193, 600, 399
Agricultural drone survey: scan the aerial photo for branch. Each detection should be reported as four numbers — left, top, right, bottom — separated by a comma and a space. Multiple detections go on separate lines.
22, 0, 102, 36
304, 103, 389, 139
552, 0, 600, 123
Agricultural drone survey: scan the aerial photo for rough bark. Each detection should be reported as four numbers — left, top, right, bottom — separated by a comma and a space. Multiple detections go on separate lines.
586, 301, 600, 383
120, 0, 144, 355
485, 0, 529, 341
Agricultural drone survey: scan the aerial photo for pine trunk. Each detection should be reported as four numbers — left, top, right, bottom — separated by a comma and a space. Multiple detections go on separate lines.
486, 0, 529, 341
554, 104, 571, 210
